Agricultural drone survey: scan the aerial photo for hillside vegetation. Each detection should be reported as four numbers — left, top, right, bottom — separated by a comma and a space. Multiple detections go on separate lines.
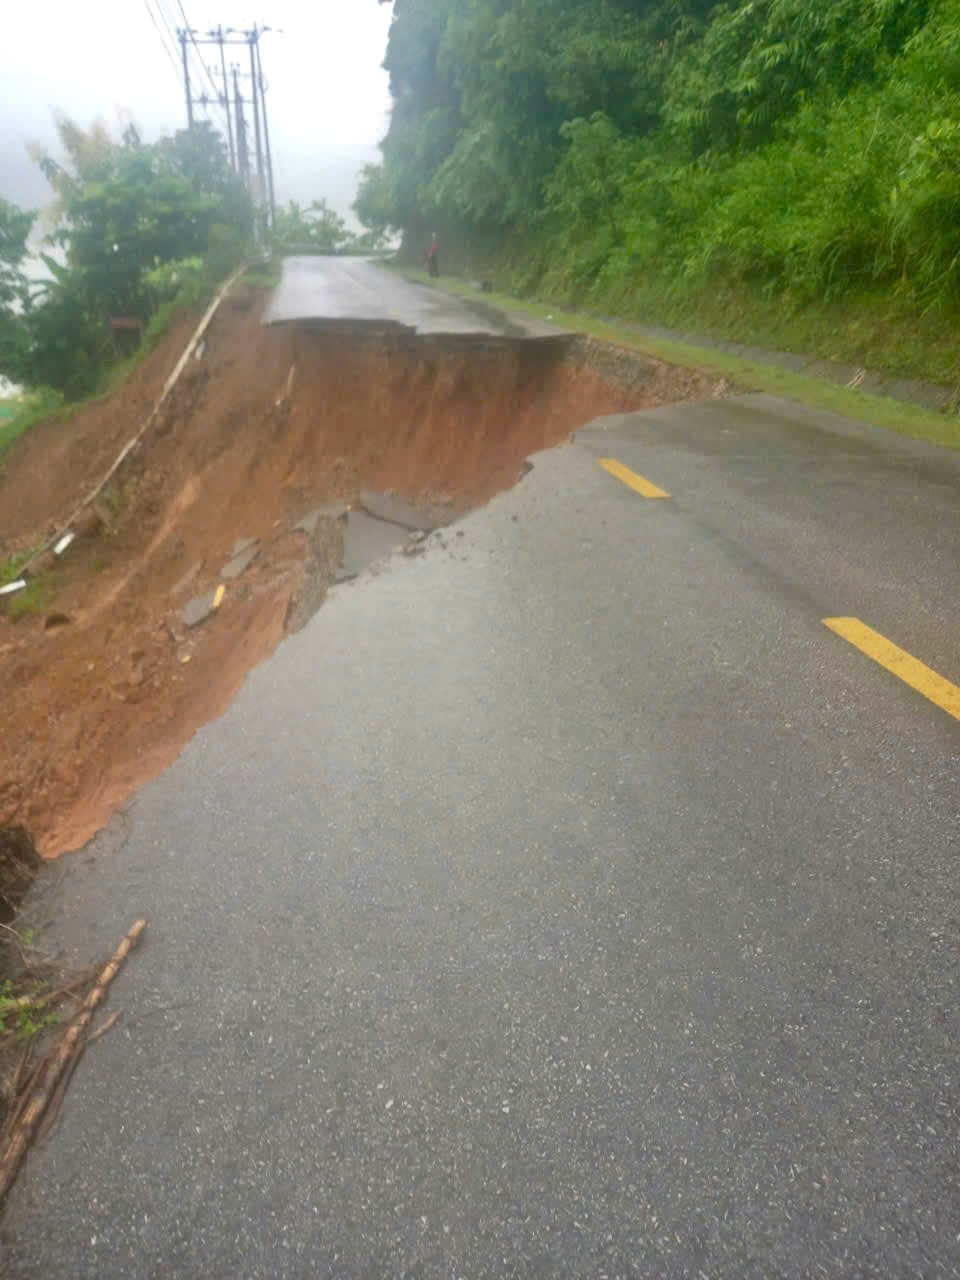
0, 118, 253, 402
357, 0, 960, 383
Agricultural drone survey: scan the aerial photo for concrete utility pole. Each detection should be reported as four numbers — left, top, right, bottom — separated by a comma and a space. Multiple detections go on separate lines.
214, 26, 236, 170
232, 65, 250, 181
179, 30, 194, 128
183, 23, 278, 220
247, 30, 266, 216
254, 35, 276, 228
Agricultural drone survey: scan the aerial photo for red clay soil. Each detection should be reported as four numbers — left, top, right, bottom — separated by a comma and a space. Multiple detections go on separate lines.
0, 286, 720, 859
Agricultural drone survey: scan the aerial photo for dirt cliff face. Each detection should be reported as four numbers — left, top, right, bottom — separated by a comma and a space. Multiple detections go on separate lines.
0, 285, 718, 861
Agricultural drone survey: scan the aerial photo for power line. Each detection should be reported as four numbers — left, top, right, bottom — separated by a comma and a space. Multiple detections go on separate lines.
142, 0, 182, 82
149, 0, 181, 64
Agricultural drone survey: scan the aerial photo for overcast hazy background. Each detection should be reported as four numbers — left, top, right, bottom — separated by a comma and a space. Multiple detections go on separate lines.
1, 1, 394, 223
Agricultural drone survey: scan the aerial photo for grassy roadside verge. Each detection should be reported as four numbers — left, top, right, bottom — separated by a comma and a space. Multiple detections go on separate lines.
395, 267, 960, 452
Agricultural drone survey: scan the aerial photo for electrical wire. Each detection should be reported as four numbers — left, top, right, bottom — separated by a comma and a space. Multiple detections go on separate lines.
150, 0, 183, 65
142, 0, 182, 83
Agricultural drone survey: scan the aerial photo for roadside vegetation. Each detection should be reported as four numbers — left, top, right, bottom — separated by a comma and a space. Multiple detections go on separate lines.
0, 114, 255, 408
357, 0, 960, 390
270, 198, 386, 256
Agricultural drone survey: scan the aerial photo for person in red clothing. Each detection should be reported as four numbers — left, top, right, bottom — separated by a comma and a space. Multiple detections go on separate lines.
426, 232, 440, 278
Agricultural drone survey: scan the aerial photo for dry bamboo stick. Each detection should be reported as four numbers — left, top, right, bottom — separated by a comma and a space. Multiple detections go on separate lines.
9, 1046, 31, 1101
38, 1011, 123, 1142
86, 1011, 121, 1046
5, 1052, 52, 1136
0, 919, 146, 1201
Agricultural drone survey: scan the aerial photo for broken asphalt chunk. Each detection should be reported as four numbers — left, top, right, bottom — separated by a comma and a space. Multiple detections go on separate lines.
182, 588, 223, 629
357, 491, 445, 532
293, 505, 349, 537
221, 542, 260, 580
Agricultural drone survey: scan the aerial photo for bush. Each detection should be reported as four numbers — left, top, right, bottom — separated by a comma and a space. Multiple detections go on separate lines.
205, 222, 249, 280
144, 257, 208, 306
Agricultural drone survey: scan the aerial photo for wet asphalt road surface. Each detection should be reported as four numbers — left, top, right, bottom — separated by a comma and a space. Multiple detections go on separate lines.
3, 395, 959, 1277
264, 256, 568, 340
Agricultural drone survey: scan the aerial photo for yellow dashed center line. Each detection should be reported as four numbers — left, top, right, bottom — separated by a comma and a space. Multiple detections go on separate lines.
824, 617, 960, 722
592, 455, 954, 723
598, 458, 670, 500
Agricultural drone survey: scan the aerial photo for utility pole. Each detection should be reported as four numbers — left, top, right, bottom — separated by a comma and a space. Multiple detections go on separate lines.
232, 65, 249, 181
195, 91, 220, 121
179, 30, 194, 128
215, 27, 236, 170
255, 35, 276, 228
178, 21, 279, 206
248, 30, 266, 217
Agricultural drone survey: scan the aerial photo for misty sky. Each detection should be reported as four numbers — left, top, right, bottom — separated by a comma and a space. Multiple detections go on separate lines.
1, 1, 394, 223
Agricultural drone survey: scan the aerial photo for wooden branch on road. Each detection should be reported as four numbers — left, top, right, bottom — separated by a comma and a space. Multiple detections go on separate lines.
0, 919, 147, 1202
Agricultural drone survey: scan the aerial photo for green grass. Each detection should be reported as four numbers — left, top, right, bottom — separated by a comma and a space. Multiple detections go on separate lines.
0, 978, 61, 1044
3, 577, 51, 621
396, 267, 960, 451
610, 280, 960, 389
1, 546, 40, 587
1, 544, 48, 620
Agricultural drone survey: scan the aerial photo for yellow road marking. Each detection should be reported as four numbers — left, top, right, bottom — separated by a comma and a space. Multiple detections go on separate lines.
824, 617, 960, 722
598, 458, 670, 500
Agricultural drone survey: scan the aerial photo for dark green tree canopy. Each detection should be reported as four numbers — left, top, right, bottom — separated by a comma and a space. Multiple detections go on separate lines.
358, 0, 960, 313
2, 116, 254, 397
0, 199, 33, 377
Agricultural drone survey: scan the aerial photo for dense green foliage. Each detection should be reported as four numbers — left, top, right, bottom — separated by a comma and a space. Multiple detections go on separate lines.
1, 117, 253, 397
0, 199, 33, 381
358, 0, 960, 344
271, 198, 387, 255
272, 199, 356, 253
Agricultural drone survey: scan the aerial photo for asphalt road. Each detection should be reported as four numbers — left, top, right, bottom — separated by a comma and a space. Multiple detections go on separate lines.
264, 256, 569, 340
3, 392, 959, 1277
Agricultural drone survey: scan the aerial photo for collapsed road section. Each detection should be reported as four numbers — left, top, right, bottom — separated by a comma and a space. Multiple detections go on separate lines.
0, 265, 722, 877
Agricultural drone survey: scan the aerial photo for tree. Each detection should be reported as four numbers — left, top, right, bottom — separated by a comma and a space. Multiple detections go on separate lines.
3, 115, 254, 396
271, 199, 357, 253
0, 199, 33, 381
44, 119, 251, 320
360, 0, 960, 320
